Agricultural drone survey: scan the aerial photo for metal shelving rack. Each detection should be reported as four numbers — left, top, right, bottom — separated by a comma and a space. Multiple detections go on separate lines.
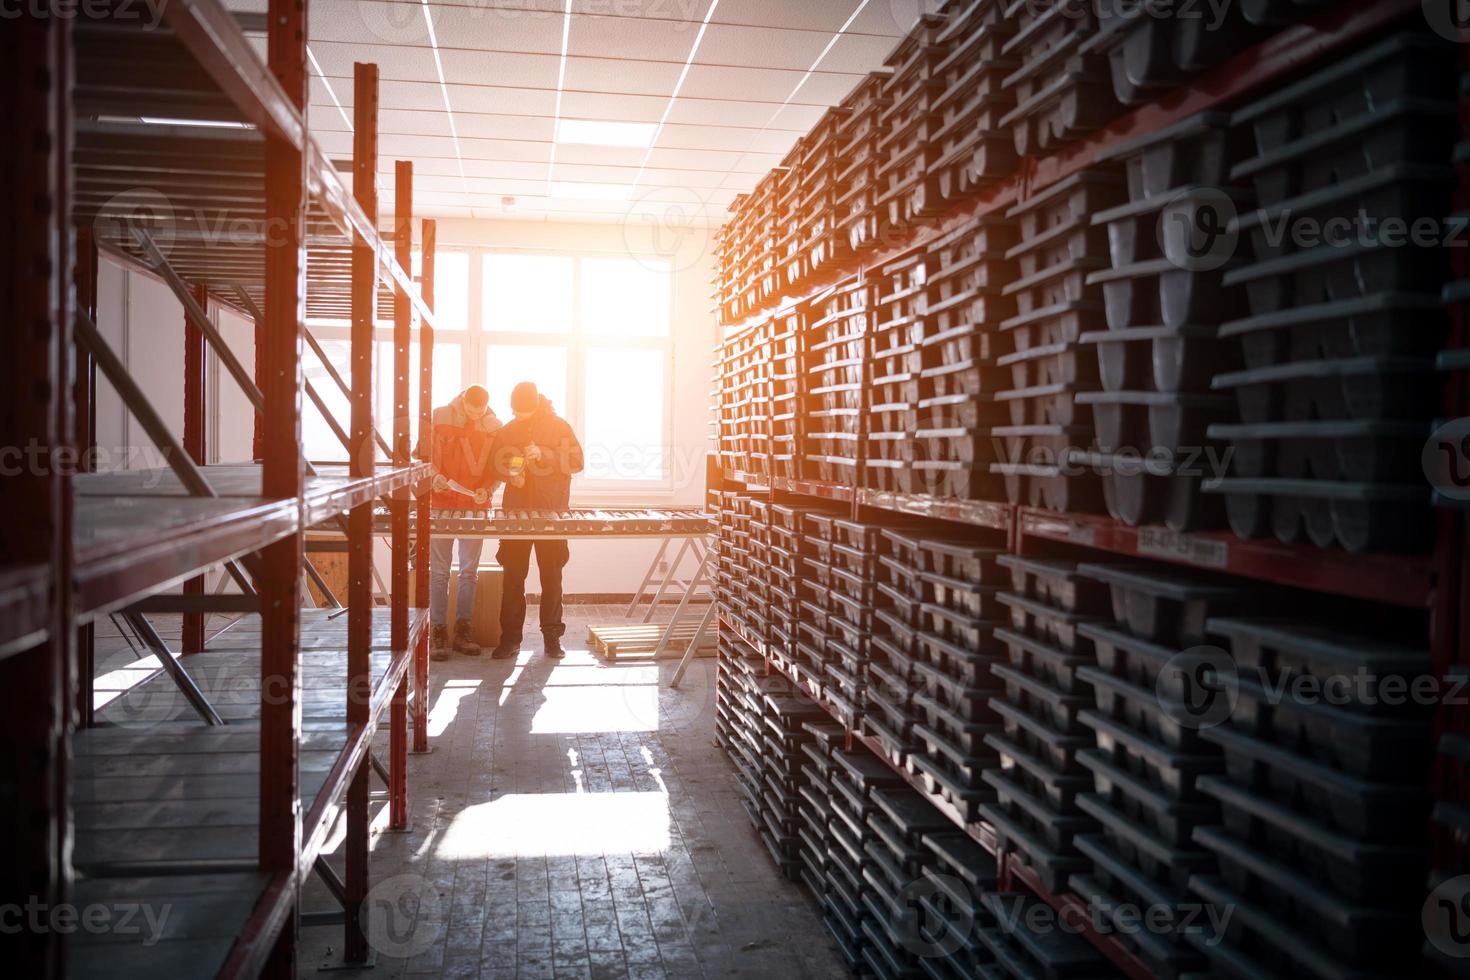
715, 613, 1154, 980
3, 1, 445, 976
711, 0, 1463, 974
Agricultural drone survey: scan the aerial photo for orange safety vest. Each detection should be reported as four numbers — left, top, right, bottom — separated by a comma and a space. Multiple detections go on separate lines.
430, 421, 495, 509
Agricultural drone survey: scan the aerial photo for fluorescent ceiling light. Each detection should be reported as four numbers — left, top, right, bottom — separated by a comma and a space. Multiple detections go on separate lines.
551, 181, 632, 201
556, 119, 658, 148
136, 116, 250, 129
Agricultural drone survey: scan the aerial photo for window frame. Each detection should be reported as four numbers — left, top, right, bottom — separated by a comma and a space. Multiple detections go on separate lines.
303, 244, 678, 502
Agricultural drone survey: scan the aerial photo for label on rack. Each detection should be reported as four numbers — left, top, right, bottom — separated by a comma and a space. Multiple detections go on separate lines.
1137, 527, 1228, 568
1067, 523, 1095, 547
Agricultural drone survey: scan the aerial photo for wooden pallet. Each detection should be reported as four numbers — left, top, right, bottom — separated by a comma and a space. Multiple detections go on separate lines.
587, 621, 715, 661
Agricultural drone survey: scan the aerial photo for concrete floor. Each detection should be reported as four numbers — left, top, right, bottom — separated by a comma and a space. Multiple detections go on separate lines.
294, 604, 850, 979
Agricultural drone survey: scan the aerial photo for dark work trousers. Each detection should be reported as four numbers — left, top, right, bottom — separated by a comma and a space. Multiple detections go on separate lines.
497, 539, 570, 641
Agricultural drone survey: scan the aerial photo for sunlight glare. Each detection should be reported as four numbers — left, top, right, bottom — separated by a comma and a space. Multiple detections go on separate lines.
530, 682, 658, 734
437, 792, 671, 857
428, 679, 481, 738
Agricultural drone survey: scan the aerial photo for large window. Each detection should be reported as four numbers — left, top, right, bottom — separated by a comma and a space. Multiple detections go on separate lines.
301, 246, 674, 496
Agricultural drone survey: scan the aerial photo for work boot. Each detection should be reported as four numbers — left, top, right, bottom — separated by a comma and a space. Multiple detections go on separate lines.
453, 620, 481, 656
490, 638, 520, 660
544, 636, 564, 659
430, 624, 450, 662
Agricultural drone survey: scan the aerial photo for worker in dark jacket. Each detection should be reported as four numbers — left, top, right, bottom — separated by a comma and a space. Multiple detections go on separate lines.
487, 381, 585, 659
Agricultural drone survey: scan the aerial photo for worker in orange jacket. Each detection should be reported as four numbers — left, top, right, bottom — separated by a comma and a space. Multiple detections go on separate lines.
417, 384, 502, 660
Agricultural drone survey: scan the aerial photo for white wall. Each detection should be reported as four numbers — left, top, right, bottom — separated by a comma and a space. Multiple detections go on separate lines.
94, 256, 188, 472
212, 305, 257, 463
94, 212, 719, 599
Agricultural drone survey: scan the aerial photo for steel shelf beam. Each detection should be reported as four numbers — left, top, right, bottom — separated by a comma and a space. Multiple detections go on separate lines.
721, 476, 1437, 607
856, 489, 1012, 533
71, 463, 428, 622
1015, 507, 1436, 609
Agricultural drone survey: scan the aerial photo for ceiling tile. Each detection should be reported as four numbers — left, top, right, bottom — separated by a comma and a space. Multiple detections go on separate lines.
744, 129, 804, 156
376, 108, 458, 137
432, 3, 568, 54
459, 137, 554, 164
309, 76, 350, 111
461, 176, 551, 197
452, 112, 556, 142
563, 56, 684, 97
360, 79, 443, 112
820, 31, 902, 73
694, 24, 831, 70
445, 84, 560, 118
633, 166, 731, 190
312, 0, 431, 45
551, 144, 647, 169
762, 103, 828, 131
570, 0, 709, 21
788, 70, 864, 105
437, 48, 562, 88
380, 134, 461, 158
559, 91, 670, 124
555, 163, 656, 184
412, 173, 472, 193
460, 159, 551, 180
678, 64, 805, 102
314, 130, 355, 156
846, 0, 945, 36
309, 40, 440, 82
566, 13, 702, 61
387, 156, 466, 177
664, 97, 800, 129
711, 0, 855, 32
718, 169, 758, 190
655, 123, 768, 152
645, 146, 772, 173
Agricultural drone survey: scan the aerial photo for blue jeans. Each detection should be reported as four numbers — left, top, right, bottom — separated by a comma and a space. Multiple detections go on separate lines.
429, 537, 485, 627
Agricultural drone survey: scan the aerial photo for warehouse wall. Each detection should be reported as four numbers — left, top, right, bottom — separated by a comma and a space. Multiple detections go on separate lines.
93, 213, 718, 602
